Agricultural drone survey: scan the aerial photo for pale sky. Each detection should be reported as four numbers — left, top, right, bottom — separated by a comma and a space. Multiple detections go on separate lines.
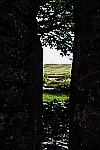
43, 46, 73, 64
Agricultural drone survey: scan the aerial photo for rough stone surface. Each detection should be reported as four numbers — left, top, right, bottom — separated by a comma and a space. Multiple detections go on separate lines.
0, 0, 42, 149
70, 0, 100, 149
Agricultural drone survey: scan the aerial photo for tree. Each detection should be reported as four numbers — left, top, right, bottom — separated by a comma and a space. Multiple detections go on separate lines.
69, 0, 100, 149
0, 0, 43, 149
37, 0, 74, 58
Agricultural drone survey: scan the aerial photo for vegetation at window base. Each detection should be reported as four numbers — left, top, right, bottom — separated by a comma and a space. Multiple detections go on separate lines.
43, 93, 70, 102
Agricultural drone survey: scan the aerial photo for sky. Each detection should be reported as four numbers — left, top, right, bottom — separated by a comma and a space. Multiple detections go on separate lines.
43, 46, 73, 64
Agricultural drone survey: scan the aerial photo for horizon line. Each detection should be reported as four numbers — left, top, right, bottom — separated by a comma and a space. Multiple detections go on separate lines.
43, 63, 72, 65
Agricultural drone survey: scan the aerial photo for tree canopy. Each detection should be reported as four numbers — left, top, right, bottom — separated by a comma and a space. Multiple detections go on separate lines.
37, 0, 74, 58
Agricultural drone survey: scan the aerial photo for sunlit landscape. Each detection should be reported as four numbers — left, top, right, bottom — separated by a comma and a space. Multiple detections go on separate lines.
43, 64, 72, 102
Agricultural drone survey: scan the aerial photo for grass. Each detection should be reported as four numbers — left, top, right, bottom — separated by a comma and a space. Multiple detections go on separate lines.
43, 64, 72, 75
43, 64, 71, 103
43, 93, 69, 102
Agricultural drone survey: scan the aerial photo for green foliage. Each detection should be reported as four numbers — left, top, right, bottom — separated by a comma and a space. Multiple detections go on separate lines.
43, 93, 69, 102
37, 0, 74, 58
56, 78, 71, 94
63, 73, 68, 79
47, 82, 58, 88
65, 78, 71, 87
43, 72, 48, 84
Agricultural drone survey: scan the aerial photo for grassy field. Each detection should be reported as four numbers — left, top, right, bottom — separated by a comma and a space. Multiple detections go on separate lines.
43, 64, 71, 102
43, 93, 69, 102
43, 64, 72, 75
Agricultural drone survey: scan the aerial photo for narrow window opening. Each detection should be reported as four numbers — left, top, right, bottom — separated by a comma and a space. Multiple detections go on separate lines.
37, 1, 74, 149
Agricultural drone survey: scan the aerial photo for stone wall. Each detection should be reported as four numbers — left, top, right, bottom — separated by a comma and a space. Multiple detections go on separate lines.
0, 1, 42, 149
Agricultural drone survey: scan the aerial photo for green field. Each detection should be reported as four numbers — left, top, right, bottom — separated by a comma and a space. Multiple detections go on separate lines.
43, 64, 72, 75
43, 93, 69, 102
43, 64, 72, 102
